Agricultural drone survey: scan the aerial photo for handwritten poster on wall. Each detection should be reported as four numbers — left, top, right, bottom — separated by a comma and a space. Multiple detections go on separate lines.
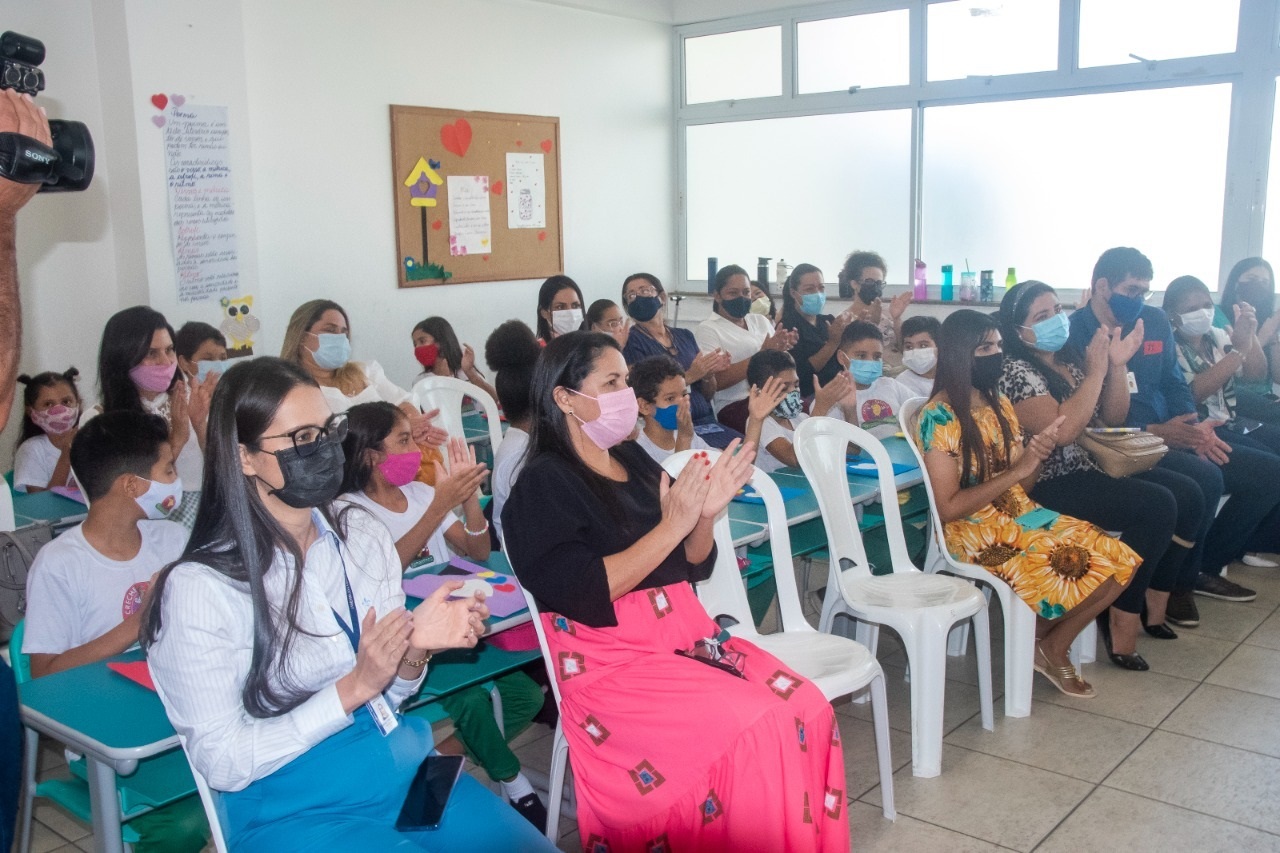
164, 105, 240, 303
506, 153, 546, 229
447, 175, 492, 256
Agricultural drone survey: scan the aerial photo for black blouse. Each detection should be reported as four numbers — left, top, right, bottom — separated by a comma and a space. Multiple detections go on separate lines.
788, 313, 841, 398
500, 441, 717, 628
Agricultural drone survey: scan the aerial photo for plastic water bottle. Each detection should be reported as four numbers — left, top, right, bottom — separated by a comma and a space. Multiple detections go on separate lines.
939, 264, 953, 302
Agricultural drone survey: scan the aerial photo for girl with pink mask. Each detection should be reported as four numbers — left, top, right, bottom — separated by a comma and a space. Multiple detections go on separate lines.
13, 368, 82, 493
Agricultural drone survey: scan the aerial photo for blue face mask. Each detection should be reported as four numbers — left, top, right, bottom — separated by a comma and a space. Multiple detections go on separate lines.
1023, 312, 1070, 353
311, 333, 351, 370
652, 403, 680, 430
195, 360, 226, 382
1108, 293, 1144, 327
848, 359, 883, 386
800, 291, 827, 316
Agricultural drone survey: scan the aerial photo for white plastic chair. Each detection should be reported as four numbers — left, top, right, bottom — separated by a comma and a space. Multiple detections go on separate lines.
793, 419, 993, 778
410, 375, 504, 467
663, 449, 896, 815
899, 397, 1094, 721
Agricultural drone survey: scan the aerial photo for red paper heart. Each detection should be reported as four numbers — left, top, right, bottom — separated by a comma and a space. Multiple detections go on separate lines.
540, 139, 552, 153
493, 583, 516, 593
537, 231, 546, 242
491, 180, 504, 195
431, 220, 443, 231
440, 119, 473, 158
150, 93, 168, 111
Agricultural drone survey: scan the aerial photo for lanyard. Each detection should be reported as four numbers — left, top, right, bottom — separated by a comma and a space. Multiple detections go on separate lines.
330, 541, 361, 653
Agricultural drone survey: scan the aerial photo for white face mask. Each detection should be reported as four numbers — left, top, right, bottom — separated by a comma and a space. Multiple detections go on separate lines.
1178, 308, 1214, 337
551, 308, 584, 336
902, 346, 937, 376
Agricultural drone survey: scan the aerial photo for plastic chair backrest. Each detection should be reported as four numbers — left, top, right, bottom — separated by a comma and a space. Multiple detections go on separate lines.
0, 479, 15, 532
410, 376, 503, 466
898, 397, 951, 558
794, 416, 920, 578
10, 618, 29, 683
661, 449, 812, 634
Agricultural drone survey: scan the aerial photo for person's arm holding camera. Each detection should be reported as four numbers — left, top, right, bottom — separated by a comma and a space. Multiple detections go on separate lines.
0, 89, 49, 432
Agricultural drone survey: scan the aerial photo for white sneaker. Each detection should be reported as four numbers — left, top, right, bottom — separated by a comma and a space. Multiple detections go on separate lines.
1243, 553, 1279, 568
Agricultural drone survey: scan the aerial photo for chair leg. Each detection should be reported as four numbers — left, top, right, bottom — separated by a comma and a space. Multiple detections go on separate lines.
969, 608, 995, 732
905, 625, 948, 778
18, 726, 38, 853
544, 722, 568, 841
868, 670, 896, 821
1005, 597, 1036, 719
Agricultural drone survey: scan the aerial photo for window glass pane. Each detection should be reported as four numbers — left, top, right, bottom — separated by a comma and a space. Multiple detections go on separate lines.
685, 27, 782, 105
921, 85, 1230, 292
927, 0, 1059, 81
798, 10, 910, 94
686, 111, 912, 286
1079, 0, 1239, 69
1261, 80, 1280, 272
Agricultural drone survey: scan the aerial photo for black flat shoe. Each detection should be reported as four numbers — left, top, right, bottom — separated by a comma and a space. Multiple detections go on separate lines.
1141, 604, 1179, 640
1097, 613, 1150, 671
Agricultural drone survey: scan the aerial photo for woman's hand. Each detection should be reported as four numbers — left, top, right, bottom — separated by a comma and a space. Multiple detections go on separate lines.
409, 408, 449, 447
346, 607, 412, 703
700, 440, 756, 519
430, 438, 489, 509
659, 461, 712, 539
1110, 319, 1144, 366
411, 583, 487, 651
1013, 415, 1064, 478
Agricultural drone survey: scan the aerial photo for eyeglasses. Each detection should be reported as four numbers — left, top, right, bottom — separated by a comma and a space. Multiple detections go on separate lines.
625, 286, 659, 302
258, 413, 348, 458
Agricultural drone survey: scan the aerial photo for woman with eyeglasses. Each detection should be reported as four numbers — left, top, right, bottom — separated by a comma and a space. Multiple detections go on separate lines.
142, 357, 552, 851
998, 282, 1205, 671
502, 331, 847, 852
916, 310, 1137, 698
620, 272, 739, 447
837, 250, 911, 363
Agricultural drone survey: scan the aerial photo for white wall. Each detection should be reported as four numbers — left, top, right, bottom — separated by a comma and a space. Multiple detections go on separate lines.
2, 0, 674, 456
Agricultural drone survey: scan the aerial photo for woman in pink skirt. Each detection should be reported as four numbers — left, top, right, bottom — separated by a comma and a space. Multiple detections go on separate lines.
503, 331, 848, 852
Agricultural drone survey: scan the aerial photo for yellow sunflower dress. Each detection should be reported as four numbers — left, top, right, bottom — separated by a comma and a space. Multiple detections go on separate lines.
917, 397, 1137, 619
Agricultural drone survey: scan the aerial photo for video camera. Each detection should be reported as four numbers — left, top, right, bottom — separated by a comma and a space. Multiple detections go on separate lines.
0, 31, 93, 192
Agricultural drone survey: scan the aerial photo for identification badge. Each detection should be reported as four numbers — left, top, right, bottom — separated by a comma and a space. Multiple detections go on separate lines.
1126, 371, 1138, 394
367, 694, 400, 736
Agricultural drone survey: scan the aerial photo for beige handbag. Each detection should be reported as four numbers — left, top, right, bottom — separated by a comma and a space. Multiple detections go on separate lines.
1077, 428, 1168, 478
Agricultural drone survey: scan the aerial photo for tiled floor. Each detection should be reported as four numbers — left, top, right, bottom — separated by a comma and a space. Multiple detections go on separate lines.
19, 560, 1280, 852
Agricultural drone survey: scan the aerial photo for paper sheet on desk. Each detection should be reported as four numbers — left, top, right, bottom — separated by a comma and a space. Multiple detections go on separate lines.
107, 660, 156, 692
402, 557, 526, 618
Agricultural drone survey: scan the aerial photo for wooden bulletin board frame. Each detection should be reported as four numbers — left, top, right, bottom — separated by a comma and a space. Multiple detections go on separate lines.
389, 105, 563, 287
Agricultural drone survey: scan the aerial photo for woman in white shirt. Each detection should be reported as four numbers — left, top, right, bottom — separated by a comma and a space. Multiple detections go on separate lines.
694, 265, 796, 411
143, 357, 551, 851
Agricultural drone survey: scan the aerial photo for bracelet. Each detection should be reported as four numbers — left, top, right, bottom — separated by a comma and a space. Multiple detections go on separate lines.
401, 652, 432, 669
464, 520, 490, 537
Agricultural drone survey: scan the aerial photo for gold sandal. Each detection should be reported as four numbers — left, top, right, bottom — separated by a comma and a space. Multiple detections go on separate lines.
1034, 645, 1097, 699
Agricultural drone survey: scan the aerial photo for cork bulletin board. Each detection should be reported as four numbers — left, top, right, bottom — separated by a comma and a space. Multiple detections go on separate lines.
389, 105, 563, 287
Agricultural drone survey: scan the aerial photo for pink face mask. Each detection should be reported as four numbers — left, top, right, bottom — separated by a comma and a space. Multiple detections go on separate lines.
129, 362, 177, 394
569, 386, 639, 450
31, 404, 78, 436
377, 450, 423, 487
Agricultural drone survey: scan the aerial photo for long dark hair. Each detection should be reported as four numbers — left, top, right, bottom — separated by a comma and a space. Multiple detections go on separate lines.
1221, 257, 1275, 324
142, 357, 347, 718
16, 367, 81, 445
535, 275, 585, 342
98, 306, 177, 413
527, 331, 647, 520
779, 263, 825, 330
412, 316, 465, 374
934, 309, 1016, 484
998, 281, 1086, 403
340, 401, 404, 494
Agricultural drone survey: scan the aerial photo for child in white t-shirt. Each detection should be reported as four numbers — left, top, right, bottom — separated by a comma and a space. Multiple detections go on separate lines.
831, 321, 915, 439
748, 350, 852, 473
896, 315, 941, 400
12, 368, 83, 494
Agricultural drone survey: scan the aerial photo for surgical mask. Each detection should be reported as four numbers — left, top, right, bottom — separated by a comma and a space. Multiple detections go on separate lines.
377, 449, 423, 488
551, 309, 583, 336
858, 283, 883, 304
749, 296, 772, 316
971, 353, 1004, 391
414, 343, 439, 369
800, 292, 827, 316
1108, 293, 1144, 327
902, 347, 937, 376
721, 296, 752, 319
774, 389, 803, 420
1178, 308, 1214, 337
569, 386, 639, 450
129, 362, 177, 394
652, 403, 679, 430
310, 333, 351, 370
195, 360, 226, 382
262, 437, 346, 508
30, 404, 78, 436
134, 475, 184, 520
848, 359, 883, 386
1023, 312, 1070, 353
626, 296, 662, 323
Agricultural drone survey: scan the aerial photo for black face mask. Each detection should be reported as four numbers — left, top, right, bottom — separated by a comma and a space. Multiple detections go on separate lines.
971, 353, 1004, 392
626, 295, 662, 323
261, 438, 346, 508
858, 283, 883, 303
721, 296, 752, 319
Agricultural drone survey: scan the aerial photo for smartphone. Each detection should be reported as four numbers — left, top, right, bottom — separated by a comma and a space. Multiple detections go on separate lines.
395, 754, 465, 832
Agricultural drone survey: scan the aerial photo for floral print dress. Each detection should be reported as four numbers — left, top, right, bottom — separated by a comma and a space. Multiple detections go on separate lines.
917, 397, 1137, 619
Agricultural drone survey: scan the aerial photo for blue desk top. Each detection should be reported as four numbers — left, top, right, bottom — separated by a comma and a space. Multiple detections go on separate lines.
12, 489, 87, 528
